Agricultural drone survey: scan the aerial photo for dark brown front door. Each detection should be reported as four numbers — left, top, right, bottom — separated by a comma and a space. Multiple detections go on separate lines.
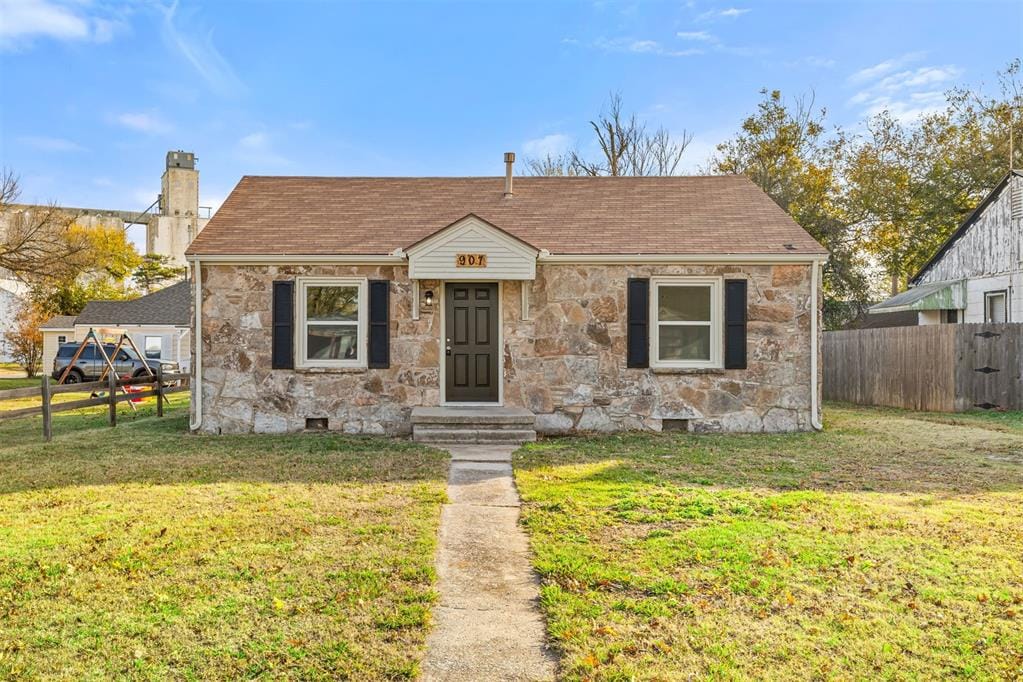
445, 283, 499, 402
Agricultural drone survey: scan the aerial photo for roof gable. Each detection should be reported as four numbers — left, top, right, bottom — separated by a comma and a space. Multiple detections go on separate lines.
911, 171, 1021, 284
406, 214, 539, 280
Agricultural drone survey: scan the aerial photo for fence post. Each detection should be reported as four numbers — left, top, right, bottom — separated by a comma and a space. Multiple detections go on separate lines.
40, 375, 52, 442
156, 365, 164, 418
108, 372, 117, 427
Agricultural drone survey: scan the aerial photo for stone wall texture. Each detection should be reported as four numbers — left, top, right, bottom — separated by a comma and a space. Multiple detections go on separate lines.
194, 263, 819, 435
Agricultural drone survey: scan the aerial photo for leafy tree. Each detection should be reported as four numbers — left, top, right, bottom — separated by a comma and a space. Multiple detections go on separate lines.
31, 278, 134, 318
4, 303, 47, 377
28, 224, 141, 316
845, 60, 1022, 292
710, 89, 869, 311
132, 253, 186, 294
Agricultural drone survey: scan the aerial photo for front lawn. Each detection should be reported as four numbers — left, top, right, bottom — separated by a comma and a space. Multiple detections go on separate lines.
515, 405, 1023, 680
0, 401, 449, 679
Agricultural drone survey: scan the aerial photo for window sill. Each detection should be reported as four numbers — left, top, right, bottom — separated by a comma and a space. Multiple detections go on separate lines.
651, 367, 726, 375
293, 366, 368, 374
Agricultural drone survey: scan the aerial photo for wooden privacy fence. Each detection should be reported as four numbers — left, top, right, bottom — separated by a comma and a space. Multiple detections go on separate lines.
0, 368, 190, 441
823, 323, 1022, 412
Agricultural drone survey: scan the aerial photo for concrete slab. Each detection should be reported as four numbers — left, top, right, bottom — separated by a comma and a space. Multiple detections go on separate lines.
422, 445, 557, 681
448, 464, 519, 507
412, 405, 535, 425
445, 444, 515, 463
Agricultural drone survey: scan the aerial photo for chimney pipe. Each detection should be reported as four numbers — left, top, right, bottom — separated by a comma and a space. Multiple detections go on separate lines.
503, 152, 515, 197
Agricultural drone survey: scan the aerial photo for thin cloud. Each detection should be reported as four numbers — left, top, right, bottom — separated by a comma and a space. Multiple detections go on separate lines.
236, 131, 291, 166
114, 112, 173, 134
847, 59, 963, 122
594, 37, 703, 57
847, 51, 927, 84
676, 31, 717, 42
17, 135, 86, 152
160, 1, 244, 97
0, 0, 122, 51
675, 30, 764, 57
523, 133, 573, 158
785, 55, 836, 69
696, 7, 750, 21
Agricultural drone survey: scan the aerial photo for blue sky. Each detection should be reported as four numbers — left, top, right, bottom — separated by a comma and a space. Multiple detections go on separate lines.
1, 0, 1021, 249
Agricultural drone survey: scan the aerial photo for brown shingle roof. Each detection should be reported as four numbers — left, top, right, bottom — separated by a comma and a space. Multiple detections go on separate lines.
186, 175, 827, 257
40, 315, 77, 329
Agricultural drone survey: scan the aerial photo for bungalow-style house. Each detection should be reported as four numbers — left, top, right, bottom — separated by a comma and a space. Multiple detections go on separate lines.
39, 280, 191, 373
185, 155, 828, 437
871, 171, 1022, 324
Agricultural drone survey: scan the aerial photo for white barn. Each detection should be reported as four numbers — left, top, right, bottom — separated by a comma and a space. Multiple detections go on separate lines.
871, 171, 1022, 324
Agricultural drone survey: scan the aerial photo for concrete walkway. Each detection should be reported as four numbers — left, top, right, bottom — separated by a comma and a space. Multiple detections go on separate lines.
422, 444, 557, 681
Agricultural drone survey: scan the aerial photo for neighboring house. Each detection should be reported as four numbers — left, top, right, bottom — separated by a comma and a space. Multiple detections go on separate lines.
39, 281, 191, 373
185, 157, 828, 436
871, 171, 1022, 324
0, 276, 29, 361
39, 315, 77, 370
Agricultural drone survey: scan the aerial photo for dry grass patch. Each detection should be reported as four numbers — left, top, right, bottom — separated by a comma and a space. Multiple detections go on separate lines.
514, 405, 1023, 680
0, 402, 448, 680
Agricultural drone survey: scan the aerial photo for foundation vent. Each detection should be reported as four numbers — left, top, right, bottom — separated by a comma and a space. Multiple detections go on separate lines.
305, 417, 328, 431
661, 419, 690, 432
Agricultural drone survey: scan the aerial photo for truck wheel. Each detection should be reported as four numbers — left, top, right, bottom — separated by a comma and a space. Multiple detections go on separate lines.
64, 369, 83, 384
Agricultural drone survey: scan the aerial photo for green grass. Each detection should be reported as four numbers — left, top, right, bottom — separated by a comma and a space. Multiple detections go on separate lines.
514, 404, 1023, 680
0, 397, 449, 680
0, 376, 39, 391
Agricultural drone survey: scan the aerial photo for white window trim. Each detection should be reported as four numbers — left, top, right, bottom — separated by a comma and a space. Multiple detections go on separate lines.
144, 335, 162, 359
650, 276, 723, 369
295, 276, 368, 369
984, 290, 1008, 323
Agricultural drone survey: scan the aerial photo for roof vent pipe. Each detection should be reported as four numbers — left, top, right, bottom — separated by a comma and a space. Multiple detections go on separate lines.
504, 152, 515, 197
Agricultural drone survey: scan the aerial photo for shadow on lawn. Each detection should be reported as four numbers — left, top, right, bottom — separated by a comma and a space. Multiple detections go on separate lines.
513, 413, 1023, 495
0, 413, 449, 495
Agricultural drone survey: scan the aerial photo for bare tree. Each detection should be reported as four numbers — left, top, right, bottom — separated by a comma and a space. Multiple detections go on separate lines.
523, 154, 581, 176
0, 169, 91, 281
526, 93, 692, 177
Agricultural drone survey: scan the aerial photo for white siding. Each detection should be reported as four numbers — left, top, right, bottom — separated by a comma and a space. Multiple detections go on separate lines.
41, 329, 74, 374
407, 218, 537, 280
917, 174, 1021, 324
963, 274, 1018, 323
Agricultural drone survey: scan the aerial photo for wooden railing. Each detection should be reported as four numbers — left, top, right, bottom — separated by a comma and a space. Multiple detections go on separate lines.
0, 368, 190, 441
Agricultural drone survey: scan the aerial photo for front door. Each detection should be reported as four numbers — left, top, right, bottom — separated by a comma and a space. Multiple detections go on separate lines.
445, 283, 499, 402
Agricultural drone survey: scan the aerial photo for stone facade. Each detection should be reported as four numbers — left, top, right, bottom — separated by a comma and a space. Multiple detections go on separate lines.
195, 262, 819, 435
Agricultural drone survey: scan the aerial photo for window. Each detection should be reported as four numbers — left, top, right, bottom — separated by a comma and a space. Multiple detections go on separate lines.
57, 335, 67, 344
985, 290, 1008, 323
297, 277, 366, 367
650, 277, 722, 368
145, 336, 162, 359
943, 309, 959, 324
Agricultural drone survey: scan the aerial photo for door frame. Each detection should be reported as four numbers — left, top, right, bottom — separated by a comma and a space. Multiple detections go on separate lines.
439, 280, 504, 406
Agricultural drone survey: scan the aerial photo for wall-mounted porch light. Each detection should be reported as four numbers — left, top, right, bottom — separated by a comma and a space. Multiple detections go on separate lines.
424, 290, 434, 306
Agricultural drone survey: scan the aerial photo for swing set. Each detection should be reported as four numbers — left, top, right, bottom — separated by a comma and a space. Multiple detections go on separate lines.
56, 328, 156, 413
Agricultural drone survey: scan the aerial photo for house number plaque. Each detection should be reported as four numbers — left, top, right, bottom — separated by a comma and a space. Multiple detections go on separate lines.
455, 253, 488, 268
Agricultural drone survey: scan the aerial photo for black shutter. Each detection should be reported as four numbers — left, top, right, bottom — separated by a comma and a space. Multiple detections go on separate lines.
368, 280, 390, 369
627, 278, 649, 368
271, 280, 294, 369
724, 279, 748, 370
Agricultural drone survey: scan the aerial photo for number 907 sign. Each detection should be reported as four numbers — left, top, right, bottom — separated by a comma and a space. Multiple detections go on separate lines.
455, 253, 488, 268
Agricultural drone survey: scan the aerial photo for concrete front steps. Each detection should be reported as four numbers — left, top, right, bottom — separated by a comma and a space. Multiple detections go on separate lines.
411, 406, 537, 444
